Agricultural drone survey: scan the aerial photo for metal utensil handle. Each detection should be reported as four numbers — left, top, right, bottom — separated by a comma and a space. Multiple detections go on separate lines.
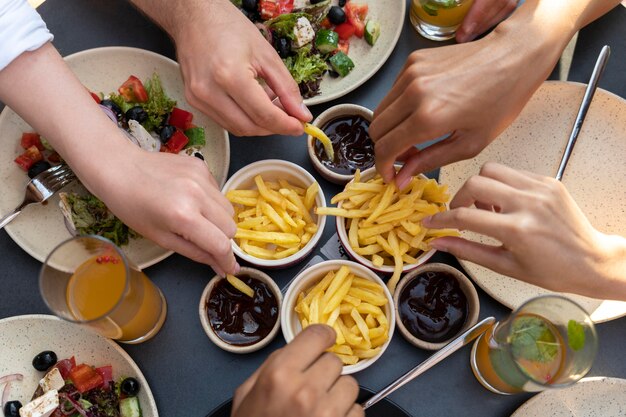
362, 316, 496, 410
555, 45, 611, 181
0, 208, 22, 230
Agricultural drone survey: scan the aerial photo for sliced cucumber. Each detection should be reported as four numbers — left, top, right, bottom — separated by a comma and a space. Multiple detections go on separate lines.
120, 397, 143, 417
329, 52, 354, 77
364, 21, 380, 46
315, 29, 339, 54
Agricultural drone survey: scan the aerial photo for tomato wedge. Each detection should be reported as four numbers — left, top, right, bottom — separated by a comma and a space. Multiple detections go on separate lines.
14, 146, 43, 171
89, 91, 101, 104
118, 75, 149, 103
337, 39, 350, 55
53, 357, 76, 380
259, 0, 293, 19
69, 364, 104, 393
20, 132, 44, 151
334, 22, 356, 40
345, 3, 368, 38
168, 107, 194, 130
165, 130, 190, 153
95, 366, 113, 390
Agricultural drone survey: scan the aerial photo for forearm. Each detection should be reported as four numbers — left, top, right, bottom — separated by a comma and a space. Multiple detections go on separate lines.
0, 43, 138, 198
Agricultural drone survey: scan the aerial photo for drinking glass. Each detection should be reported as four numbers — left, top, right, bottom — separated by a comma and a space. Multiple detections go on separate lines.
410, 0, 474, 41
470, 295, 597, 395
40, 235, 167, 344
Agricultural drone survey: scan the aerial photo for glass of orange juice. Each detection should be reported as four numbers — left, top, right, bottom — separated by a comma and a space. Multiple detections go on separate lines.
410, 0, 474, 41
40, 235, 167, 344
470, 295, 597, 395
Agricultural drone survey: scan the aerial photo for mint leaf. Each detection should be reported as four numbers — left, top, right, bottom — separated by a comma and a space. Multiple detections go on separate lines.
510, 316, 559, 363
567, 320, 585, 351
422, 3, 438, 16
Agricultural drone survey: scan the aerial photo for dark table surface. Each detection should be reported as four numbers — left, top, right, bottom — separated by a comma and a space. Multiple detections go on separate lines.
1, 1, 625, 416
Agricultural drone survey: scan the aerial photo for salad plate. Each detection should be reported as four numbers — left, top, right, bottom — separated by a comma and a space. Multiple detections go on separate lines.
299, 0, 405, 105
511, 377, 626, 416
0, 46, 230, 269
0, 314, 159, 416
439, 81, 626, 322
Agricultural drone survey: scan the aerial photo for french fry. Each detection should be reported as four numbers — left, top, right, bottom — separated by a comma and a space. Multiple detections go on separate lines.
304, 182, 319, 211
226, 274, 254, 298
354, 347, 382, 359
304, 122, 334, 160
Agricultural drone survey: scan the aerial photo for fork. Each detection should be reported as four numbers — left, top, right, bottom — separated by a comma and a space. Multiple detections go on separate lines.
0, 164, 77, 230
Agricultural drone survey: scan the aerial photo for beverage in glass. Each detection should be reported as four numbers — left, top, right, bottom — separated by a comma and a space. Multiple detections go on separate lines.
470, 295, 597, 394
40, 235, 167, 343
410, 0, 473, 41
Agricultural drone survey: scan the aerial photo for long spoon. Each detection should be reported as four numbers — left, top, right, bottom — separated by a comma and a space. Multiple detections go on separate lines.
362, 316, 495, 410
555, 45, 610, 181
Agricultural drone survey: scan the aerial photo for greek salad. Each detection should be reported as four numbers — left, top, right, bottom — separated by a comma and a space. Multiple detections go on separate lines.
1, 350, 142, 417
13, 73, 206, 246
233, 0, 380, 98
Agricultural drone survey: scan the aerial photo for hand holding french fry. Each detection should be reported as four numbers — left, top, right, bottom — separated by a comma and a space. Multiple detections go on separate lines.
231, 325, 364, 417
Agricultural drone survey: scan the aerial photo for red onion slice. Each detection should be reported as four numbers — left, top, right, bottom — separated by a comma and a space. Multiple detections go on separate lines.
0, 374, 23, 408
255, 22, 272, 44
98, 104, 118, 124
58, 393, 89, 417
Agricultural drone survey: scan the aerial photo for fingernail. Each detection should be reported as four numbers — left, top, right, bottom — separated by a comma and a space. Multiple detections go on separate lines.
429, 239, 448, 253
300, 103, 313, 121
396, 177, 410, 191
458, 22, 476, 43
234, 263, 241, 274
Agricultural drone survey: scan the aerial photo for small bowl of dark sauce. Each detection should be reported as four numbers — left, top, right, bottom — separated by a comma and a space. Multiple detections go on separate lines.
394, 263, 479, 350
199, 267, 282, 353
307, 104, 375, 184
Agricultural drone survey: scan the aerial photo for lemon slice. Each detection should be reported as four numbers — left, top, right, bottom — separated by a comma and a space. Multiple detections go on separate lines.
304, 122, 335, 161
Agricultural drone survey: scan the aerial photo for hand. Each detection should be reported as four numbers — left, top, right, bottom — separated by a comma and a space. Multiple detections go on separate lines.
172, 0, 311, 136
422, 162, 626, 300
456, 0, 517, 43
93, 145, 239, 276
232, 325, 363, 417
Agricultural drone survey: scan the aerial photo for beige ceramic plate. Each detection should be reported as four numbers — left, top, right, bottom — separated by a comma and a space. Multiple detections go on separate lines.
0, 47, 230, 269
0, 315, 159, 416
439, 81, 626, 323
511, 377, 626, 417
303, 0, 405, 105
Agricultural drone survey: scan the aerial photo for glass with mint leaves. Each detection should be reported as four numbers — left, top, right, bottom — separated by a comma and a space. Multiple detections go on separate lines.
470, 295, 597, 395
409, 0, 474, 41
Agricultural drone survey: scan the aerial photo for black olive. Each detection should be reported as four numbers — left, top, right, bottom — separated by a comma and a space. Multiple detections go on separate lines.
159, 125, 176, 144
242, 0, 258, 12
32, 350, 57, 372
310, 0, 326, 4
193, 152, 205, 161
328, 6, 346, 25
100, 99, 123, 119
274, 37, 291, 59
120, 377, 140, 396
125, 106, 148, 123
338, 0, 346, 6
3, 401, 21, 417
27, 160, 52, 179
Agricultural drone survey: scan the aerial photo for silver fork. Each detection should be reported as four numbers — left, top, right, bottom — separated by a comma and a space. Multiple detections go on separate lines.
0, 164, 77, 229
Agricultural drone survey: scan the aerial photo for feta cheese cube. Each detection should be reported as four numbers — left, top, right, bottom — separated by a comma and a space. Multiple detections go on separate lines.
19, 390, 59, 417
293, 17, 315, 48
39, 368, 64, 393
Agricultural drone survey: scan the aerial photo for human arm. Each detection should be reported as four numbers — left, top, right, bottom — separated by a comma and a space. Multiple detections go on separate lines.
371, 0, 621, 189
129, 0, 312, 137
422, 162, 626, 301
0, 41, 239, 275
231, 325, 363, 417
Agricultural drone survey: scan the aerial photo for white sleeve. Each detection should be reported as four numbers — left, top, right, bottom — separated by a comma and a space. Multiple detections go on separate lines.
0, 0, 54, 71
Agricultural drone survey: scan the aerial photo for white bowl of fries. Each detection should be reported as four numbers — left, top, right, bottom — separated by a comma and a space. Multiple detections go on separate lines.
317, 166, 458, 292
281, 260, 395, 375
223, 159, 326, 269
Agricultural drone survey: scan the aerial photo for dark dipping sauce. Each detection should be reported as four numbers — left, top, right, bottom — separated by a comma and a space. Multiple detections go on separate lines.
207, 276, 279, 346
398, 271, 468, 343
314, 115, 374, 175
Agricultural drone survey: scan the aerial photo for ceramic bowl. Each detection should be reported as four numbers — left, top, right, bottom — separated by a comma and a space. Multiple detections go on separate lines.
281, 260, 395, 374
221, 159, 326, 269
335, 166, 438, 276
306, 104, 374, 185
199, 267, 282, 354
393, 263, 479, 350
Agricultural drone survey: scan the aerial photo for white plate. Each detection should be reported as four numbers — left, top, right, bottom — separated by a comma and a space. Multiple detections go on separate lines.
0, 47, 230, 269
511, 377, 626, 417
439, 82, 626, 323
303, 0, 405, 105
0, 314, 159, 416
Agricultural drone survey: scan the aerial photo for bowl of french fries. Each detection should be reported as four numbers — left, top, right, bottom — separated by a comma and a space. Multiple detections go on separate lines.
316, 166, 459, 292
281, 260, 395, 374
223, 160, 326, 268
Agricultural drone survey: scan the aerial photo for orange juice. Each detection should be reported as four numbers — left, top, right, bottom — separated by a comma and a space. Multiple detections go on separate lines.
471, 314, 565, 394
410, 0, 473, 41
67, 255, 166, 343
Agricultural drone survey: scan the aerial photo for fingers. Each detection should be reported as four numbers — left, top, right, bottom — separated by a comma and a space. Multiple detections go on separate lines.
178, 216, 238, 275
155, 232, 229, 275
304, 352, 343, 392
347, 404, 366, 417
429, 236, 514, 277
423, 206, 509, 242
323, 376, 361, 417
477, 162, 541, 190
280, 325, 337, 371
232, 358, 269, 412
449, 173, 518, 211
